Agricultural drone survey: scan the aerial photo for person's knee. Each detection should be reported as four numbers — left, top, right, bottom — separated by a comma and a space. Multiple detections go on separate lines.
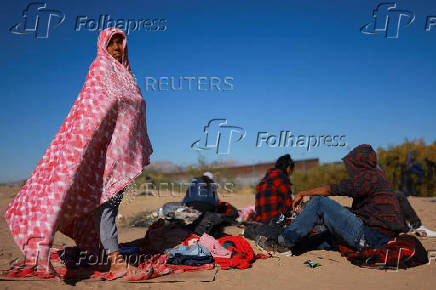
309, 195, 326, 204
314, 196, 336, 211
303, 195, 325, 212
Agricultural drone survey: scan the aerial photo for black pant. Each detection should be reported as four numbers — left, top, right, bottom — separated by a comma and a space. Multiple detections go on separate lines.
394, 190, 421, 230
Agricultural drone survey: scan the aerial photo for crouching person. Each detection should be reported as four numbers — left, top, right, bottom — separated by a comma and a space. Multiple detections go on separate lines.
264, 145, 407, 253
183, 172, 218, 212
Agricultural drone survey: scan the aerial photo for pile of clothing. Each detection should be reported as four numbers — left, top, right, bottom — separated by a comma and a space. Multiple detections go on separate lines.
163, 233, 266, 270
0, 201, 267, 281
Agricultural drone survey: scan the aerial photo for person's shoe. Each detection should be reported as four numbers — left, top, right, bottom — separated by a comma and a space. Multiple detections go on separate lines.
416, 225, 436, 237
255, 235, 272, 252
255, 235, 290, 254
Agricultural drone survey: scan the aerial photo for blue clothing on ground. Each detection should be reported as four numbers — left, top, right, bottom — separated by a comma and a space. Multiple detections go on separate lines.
167, 243, 211, 258
166, 243, 213, 266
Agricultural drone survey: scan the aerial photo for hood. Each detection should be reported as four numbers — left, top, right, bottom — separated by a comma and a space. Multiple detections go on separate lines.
96, 27, 130, 69
343, 144, 377, 177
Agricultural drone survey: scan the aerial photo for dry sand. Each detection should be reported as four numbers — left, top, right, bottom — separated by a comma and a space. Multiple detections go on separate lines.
0, 186, 435, 290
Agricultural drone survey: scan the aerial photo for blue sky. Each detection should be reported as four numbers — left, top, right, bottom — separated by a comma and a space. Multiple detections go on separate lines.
1, 0, 435, 182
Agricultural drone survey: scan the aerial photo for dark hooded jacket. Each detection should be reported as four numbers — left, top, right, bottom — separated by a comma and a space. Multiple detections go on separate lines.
330, 145, 406, 236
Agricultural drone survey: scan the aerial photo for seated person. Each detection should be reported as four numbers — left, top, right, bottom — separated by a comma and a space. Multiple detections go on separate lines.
255, 154, 294, 223
183, 172, 218, 212
262, 145, 407, 253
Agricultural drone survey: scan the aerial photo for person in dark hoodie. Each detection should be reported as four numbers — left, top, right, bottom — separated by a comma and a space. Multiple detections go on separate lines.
265, 145, 406, 252
255, 154, 295, 223
183, 172, 218, 212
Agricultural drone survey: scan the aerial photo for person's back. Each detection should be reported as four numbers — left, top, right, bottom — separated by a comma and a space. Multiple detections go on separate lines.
255, 154, 294, 223
183, 172, 218, 212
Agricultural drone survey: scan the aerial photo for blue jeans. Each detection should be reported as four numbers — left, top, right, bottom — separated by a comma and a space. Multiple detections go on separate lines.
281, 196, 390, 250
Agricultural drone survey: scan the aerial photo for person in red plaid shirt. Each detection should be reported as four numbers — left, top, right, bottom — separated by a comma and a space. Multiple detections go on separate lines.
255, 154, 295, 223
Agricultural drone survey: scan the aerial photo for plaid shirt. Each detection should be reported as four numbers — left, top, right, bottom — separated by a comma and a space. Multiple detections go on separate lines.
255, 168, 293, 223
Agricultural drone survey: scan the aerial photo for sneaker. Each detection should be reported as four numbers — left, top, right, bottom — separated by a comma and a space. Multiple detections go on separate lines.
416, 225, 436, 237
255, 235, 290, 253
277, 234, 291, 247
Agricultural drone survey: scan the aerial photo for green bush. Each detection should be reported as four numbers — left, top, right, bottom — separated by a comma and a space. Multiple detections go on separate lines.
377, 138, 436, 197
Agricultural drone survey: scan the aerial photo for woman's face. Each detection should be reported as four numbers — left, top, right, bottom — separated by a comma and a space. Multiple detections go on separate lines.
286, 166, 294, 177
106, 34, 124, 63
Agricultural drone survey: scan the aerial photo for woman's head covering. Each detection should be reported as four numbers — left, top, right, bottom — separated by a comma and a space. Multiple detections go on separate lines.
97, 27, 130, 69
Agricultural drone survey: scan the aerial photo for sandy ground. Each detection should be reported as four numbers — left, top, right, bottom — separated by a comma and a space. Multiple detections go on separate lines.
0, 186, 435, 290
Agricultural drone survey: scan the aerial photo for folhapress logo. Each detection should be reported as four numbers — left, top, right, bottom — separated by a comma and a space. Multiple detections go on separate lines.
10, 2, 65, 39
191, 119, 246, 155
361, 2, 415, 38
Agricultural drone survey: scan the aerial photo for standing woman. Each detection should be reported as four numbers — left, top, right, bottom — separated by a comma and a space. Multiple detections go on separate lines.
4, 27, 152, 273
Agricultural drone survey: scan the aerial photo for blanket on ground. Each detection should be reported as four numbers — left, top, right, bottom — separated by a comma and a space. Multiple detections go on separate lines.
0, 249, 213, 281
338, 235, 428, 269
0, 235, 266, 281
